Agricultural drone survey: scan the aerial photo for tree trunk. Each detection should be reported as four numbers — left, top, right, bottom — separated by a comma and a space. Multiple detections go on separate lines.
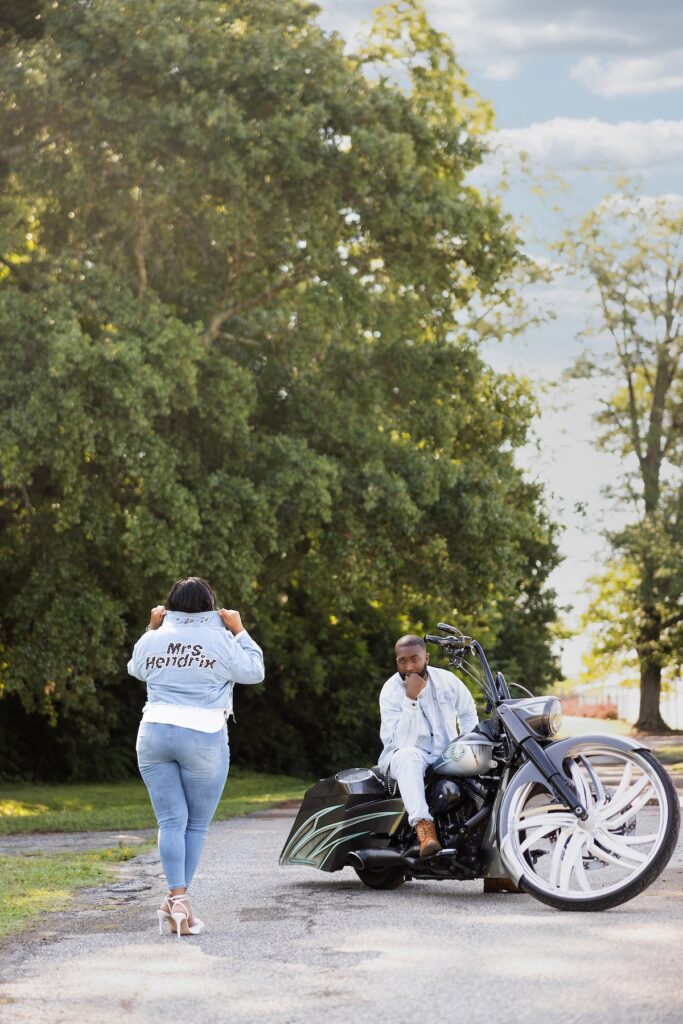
634, 656, 669, 732
634, 555, 669, 732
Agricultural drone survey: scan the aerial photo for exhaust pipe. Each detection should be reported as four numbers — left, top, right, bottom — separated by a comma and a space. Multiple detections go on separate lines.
347, 847, 477, 876
346, 849, 408, 870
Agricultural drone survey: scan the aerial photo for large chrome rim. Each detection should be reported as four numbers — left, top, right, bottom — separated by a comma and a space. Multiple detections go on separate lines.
504, 747, 670, 900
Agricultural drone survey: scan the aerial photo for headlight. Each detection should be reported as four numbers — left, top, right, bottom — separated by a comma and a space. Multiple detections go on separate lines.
542, 697, 563, 736
498, 695, 563, 738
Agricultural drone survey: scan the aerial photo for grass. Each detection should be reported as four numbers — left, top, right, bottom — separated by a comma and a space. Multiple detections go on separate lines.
649, 746, 683, 768
0, 768, 312, 942
556, 717, 683, 771
0, 768, 312, 835
556, 715, 632, 739
0, 846, 149, 940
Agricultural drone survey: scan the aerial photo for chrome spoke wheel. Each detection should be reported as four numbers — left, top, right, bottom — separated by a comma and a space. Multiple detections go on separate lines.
502, 745, 676, 907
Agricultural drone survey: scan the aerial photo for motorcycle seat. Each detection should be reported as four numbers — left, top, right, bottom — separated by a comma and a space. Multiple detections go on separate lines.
368, 765, 399, 797
381, 762, 437, 801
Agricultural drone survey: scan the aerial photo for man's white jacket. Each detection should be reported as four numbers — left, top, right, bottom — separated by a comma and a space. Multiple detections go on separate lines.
378, 667, 479, 775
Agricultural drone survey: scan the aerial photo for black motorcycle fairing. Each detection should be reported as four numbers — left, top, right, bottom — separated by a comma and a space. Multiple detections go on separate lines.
279, 774, 406, 872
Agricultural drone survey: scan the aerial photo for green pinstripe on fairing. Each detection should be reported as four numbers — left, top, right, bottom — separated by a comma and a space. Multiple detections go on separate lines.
280, 803, 405, 868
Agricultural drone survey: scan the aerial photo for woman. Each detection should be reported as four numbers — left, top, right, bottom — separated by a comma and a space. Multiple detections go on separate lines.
128, 576, 264, 938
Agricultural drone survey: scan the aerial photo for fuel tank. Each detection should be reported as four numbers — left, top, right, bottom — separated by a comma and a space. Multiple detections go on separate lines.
279, 767, 406, 872
432, 730, 497, 778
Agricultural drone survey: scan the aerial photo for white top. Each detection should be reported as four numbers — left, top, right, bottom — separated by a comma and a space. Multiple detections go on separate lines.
416, 677, 451, 756
141, 702, 226, 733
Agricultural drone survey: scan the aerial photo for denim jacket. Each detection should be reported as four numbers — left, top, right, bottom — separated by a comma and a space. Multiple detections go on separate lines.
127, 610, 264, 714
378, 666, 478, 774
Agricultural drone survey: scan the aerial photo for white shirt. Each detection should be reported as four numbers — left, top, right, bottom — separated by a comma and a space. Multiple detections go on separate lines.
141, 703, 226, 732
416, 676, 450, 756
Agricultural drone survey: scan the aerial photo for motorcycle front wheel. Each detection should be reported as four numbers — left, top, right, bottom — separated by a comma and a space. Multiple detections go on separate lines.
503, 744, 680, 911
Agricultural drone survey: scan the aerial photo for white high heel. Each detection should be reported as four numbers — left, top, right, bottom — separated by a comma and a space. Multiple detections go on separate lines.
166, 894, 205, 939
157, 893, 173, 935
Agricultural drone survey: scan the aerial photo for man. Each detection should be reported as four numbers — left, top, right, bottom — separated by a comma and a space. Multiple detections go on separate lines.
378, 634, 479, 858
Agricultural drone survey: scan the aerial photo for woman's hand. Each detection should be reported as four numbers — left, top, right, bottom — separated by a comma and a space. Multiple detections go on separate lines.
219, 608, 243, 635
148, 605, 166, 630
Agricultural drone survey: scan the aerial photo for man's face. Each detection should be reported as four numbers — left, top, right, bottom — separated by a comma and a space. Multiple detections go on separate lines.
395, 644, 429, 680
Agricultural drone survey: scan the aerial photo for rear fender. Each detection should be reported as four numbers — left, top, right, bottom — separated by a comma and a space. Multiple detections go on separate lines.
279, 775, 406, 872
497, 733, 648, 883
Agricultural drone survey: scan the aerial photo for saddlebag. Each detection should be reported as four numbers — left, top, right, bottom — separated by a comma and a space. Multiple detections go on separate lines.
278, 767, 406, 872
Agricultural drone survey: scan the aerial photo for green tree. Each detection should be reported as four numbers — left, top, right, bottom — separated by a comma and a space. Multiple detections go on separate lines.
563, 193, 683, 731
0, 0, 44, 45
0, 0, 559, 778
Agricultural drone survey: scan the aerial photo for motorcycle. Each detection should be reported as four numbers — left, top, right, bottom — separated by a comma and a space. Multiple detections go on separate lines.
279, 623, 680, 911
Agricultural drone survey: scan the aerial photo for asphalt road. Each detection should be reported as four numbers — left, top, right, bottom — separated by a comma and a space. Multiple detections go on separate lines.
1, 801, 682, 1024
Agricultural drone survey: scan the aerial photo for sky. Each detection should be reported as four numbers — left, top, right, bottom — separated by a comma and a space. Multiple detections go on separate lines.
315, 1, 683, 678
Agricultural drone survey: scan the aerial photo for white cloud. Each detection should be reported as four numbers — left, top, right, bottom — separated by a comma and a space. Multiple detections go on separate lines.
479, 58, 520, 81
428, 2, 638, 61
493, 118, 683, 173
427, 1, 681, 59
570, 52, 683, 97
319, 2, 683, 95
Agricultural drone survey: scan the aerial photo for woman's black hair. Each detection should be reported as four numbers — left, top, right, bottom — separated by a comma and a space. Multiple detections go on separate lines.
165, 576, 217, 613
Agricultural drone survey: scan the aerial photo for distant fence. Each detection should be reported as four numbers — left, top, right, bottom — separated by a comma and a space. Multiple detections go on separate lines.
615, 686, 683, 730
565, 680, 683, 729
562, 697, 618, 720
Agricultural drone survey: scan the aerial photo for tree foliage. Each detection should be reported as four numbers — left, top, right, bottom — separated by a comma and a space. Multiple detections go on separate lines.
563, 192, 683, 731
0, 0, 559, 778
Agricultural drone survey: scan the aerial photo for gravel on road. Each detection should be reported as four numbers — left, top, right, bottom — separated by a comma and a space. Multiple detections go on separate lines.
1, 799, 681, 1024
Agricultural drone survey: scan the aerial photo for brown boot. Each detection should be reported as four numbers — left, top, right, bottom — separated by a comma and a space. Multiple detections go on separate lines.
414, 819, 442, 859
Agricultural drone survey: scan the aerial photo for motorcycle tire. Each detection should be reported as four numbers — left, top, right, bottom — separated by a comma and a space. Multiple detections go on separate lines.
353, 865, 407, 890
504, 746, 680, 912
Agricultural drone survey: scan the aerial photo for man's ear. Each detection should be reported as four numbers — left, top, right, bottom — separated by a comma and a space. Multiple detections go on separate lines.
424, 652, 430, 663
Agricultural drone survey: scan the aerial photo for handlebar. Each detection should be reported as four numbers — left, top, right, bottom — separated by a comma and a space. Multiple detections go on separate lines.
424, 624, 511, 705
424, 633, 472, 647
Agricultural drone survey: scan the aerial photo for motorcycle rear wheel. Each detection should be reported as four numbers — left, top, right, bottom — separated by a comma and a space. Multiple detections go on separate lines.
503, 746, 680, 911
353, 865, 407, 890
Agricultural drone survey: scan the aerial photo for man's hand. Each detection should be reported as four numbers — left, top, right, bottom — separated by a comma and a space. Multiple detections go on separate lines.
403, 672, 426, 700
219, 608, 243, 635
148, 605, 166, 630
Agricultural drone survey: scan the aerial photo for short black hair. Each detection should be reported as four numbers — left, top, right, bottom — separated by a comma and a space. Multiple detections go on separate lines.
166, 576, 217, 613
395, 634, 426, 651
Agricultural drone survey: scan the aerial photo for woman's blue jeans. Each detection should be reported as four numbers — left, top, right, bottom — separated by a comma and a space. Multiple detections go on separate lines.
136, 722, 229, 889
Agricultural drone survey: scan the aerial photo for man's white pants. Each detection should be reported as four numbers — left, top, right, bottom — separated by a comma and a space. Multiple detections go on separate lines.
389, 746, 437, 826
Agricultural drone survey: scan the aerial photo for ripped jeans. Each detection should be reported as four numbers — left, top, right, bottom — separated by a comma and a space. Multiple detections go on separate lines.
136, 722, 229, 889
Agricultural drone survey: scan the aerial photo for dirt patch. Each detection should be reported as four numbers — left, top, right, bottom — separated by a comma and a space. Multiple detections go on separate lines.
0, 830, 156, 857
0, 850, 163, 975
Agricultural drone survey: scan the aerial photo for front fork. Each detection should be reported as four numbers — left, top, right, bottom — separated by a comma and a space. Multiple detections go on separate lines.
496, 705, 588, 820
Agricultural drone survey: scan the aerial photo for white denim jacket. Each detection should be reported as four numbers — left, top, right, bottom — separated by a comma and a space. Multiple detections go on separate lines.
378, 666, 479, 774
